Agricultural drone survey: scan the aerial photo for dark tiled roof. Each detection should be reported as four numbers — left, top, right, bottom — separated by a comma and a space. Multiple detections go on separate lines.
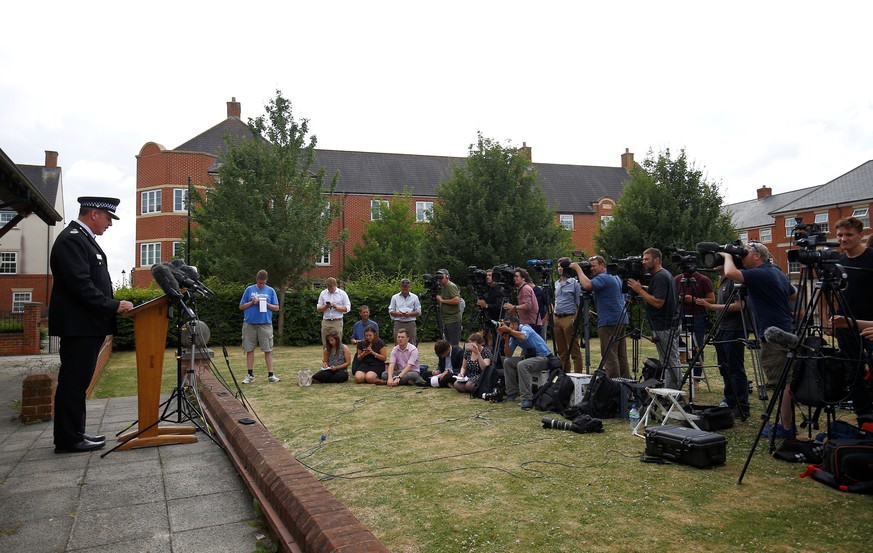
724, 186, 820, 229
772, 160, 873, 214
534, 163, 631, 213
16, 165, 61, 206
174, 118, 254, 156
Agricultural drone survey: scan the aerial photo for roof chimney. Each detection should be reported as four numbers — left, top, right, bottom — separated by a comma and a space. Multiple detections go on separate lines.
757, 186, 772, 199
518, 142, 532, 162
621, 148, 635, 171
45, 150, 58, 168
227, 97, 241, 119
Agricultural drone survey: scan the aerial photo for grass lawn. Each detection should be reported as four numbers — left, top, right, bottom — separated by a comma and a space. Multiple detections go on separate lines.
94, 342, 869, 553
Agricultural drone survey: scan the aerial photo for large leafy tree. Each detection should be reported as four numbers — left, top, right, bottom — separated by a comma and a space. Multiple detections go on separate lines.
595, 148, 735, 264
343, 188, 425, 280
421, 133, 569, 283
191, 90, 340, 338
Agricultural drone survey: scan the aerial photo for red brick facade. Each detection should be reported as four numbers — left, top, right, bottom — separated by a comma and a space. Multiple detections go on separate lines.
0, 274, 53, 316
0, 302, 43, 356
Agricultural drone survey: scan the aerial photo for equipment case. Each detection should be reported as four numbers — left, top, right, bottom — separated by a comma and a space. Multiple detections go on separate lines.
645, 424, 727, 469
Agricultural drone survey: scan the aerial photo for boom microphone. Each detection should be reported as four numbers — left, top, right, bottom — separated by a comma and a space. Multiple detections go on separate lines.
763, 326, 800, 349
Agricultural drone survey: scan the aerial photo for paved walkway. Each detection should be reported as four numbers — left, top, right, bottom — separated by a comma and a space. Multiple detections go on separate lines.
0, 354, 265, 552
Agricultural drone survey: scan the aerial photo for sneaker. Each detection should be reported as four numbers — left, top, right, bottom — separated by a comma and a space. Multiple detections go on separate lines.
761, 423, 796, 439
718, 400, 729, 408
520, 399, 534, 411
242, 374, 254, 384
505, 393, 519, 402
268, 374, 281, 383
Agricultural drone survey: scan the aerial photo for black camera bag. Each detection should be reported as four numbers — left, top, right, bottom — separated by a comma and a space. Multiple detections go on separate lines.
801, 438, 873, 494
532, 364, 575, 413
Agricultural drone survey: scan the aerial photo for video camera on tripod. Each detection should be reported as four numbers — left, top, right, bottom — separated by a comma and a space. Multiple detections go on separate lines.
665, 244, 699, 275
607, 255, 650, 292
786, 219, 846, 284
419, 272, 442, 301
467, 266, 489, 299
696, 240, 748, 269
491, 263, 516, 297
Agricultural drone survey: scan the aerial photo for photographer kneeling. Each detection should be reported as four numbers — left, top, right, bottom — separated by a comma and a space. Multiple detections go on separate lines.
497, 315, 553, 411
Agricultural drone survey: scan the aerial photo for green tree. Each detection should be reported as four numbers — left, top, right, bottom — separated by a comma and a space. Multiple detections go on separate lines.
191, 90, 340, 339
595, 148, 735, 264
422, 133, 568, 283
343, 188, 425, 280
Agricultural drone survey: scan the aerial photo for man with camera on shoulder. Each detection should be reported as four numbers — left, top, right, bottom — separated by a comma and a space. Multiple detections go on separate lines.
576, 256, 630, 378
435, 269, 462, 346
475, 269, 504, 346
498, 314, 553, 411
627, 248, 682, 388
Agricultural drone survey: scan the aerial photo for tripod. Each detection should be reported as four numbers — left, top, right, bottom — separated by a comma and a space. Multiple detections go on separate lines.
416, 292, 444, 346
570, 291, 594, 373
737, 258, 858, 484
596, 292, 646, 379
674, 271, 715, 403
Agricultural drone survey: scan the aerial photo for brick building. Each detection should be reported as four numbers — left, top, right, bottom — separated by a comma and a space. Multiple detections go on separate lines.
0, 149, 64, 313
133, 98, 633, 286
725, 160, 873, 279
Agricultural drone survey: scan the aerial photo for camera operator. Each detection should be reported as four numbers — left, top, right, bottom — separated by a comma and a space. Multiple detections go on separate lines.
475, 269, 504, 346
552, 258, 583, 373
832, 216, 873, 423
577, 255, 630, 378
389, 278, 421, 344
627, 248, 682, 388
722, 242, 797, 438
435, 269, 462, 346
503, 268, 541, 336
674, 267, 715, 385
497, 314, 553, 411
695, 265, 749, 416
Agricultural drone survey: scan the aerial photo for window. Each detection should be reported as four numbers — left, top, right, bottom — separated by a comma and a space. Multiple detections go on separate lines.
317, 245, 330, 266
0, 252, 16, 274
600, 215, 613, 229
0, 212, 18, 228
814, 213, 829, 233
141, 190, 162, 214
371, 200, 389, 221
785, 217, 797, 237
560, 214, 574, 230
759, 228, 772, 243
853, 207, 870, 228
172, 242, 183, 259
12, 292, 31, 313
738, 232, 748, 243
416, 201, 433, 223
174, 188, 188, 212
788, 261, 800, 274
140, 243, 161, 266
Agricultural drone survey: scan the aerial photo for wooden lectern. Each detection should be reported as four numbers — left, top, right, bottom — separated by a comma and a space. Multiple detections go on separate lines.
116, 295, 197, 450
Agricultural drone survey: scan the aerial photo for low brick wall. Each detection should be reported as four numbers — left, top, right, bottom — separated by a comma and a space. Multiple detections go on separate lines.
0, 302, 42, 356
199, 370, 387, 553
21, 373, 56, 423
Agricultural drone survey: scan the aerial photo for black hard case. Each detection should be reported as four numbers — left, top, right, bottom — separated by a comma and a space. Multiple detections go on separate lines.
644, 424, 727, 469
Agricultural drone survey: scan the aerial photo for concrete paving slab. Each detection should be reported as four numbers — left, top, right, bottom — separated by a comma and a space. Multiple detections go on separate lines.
7, 451, 91, 478
164, 461, 242, 500
171, 520, 262, 553
69, 501, 171, 550
78, 474, 166, 512
68, 534, 172, 552
84, 458, 163, 483
168, 489, 257, 533
0, 512, 72, 553
0, 485, 80, 525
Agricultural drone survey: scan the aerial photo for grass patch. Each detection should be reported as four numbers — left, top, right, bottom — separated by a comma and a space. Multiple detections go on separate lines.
94, 342, 869, 553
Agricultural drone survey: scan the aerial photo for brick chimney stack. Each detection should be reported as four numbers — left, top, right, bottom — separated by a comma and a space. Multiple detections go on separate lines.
227, 97, 241, 119
757, 186, 772, 199
518, 142, 532, 162
621, 148, 635, 171
44, 150, 58, 168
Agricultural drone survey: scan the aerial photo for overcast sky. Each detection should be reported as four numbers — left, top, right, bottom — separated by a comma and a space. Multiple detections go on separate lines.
2, 1, 872, 286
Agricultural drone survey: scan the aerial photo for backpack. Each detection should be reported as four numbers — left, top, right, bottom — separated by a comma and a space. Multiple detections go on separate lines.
801, 438, 873, 494
532, 364, 575, 413
471, 359, 504, 400
566, 369, 623, 419
533, 284, 548, 323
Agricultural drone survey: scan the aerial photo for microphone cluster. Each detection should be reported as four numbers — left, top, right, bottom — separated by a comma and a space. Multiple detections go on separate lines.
150, 261, 215, 300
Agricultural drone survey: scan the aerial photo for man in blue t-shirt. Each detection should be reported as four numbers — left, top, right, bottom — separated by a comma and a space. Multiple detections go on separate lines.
239, 269, 281, 384
628, 248, 682, 388
723, 242, 797, 437
498, 315, 553, 411
577, 256, 630, 378
351, 305, 379, 346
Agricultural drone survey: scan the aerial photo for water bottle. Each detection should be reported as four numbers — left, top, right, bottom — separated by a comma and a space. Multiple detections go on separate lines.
629, 403, 640, 432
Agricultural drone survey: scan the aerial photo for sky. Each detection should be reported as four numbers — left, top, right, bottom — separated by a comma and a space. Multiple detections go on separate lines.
2, 1, 872, 286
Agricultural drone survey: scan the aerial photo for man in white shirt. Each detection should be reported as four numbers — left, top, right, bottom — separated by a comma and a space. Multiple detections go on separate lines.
388, 278, 421, 344
317, 277, 351, 347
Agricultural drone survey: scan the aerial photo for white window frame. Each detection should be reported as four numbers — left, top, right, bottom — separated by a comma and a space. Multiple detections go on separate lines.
316, 245, 331, 266
785, 217, 797, 237
0, 252, 17, 274
788, 261, 801, 274
172, 242, 183, 259
12, 291, 32, 313
852, 207, 870, 228
600, 215, 613, 229
0, 212, 18, 229
814, 212, 829, 233
759, 228, 772, 243
416, 201, 433, 223
173, 188, 188, 213
139, 242, 161, 267
738, 232, 748, 243
141, 190, 162, 214
560, 214, 574, 230
371, 199, 389, 221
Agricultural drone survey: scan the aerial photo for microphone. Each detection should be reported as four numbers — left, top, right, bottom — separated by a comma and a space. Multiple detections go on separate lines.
696, 242, 722, 253
151, 263, 181, 299
168, 260, 214, 298
763, 326, 800, 349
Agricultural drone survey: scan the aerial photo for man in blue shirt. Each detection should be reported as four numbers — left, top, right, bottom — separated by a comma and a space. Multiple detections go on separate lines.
498, 315, 553, 410
239, 270, 281, 384
577, 256, 630, 378
553, 258, 583, 373
351, 305, 379, 346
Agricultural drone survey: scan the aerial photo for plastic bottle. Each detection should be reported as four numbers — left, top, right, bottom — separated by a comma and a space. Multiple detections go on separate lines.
629, 403, 640, 432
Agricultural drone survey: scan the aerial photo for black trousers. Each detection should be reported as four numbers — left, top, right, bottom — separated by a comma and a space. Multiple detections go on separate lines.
54, 336, 104, 446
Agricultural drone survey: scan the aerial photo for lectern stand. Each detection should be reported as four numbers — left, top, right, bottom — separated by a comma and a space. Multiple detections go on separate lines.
115, 295, 197, 450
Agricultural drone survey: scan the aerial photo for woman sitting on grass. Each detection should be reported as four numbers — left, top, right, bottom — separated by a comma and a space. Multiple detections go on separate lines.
352, 325, 388, 384
313, 330, 351, 383
454, 332, 492, 393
